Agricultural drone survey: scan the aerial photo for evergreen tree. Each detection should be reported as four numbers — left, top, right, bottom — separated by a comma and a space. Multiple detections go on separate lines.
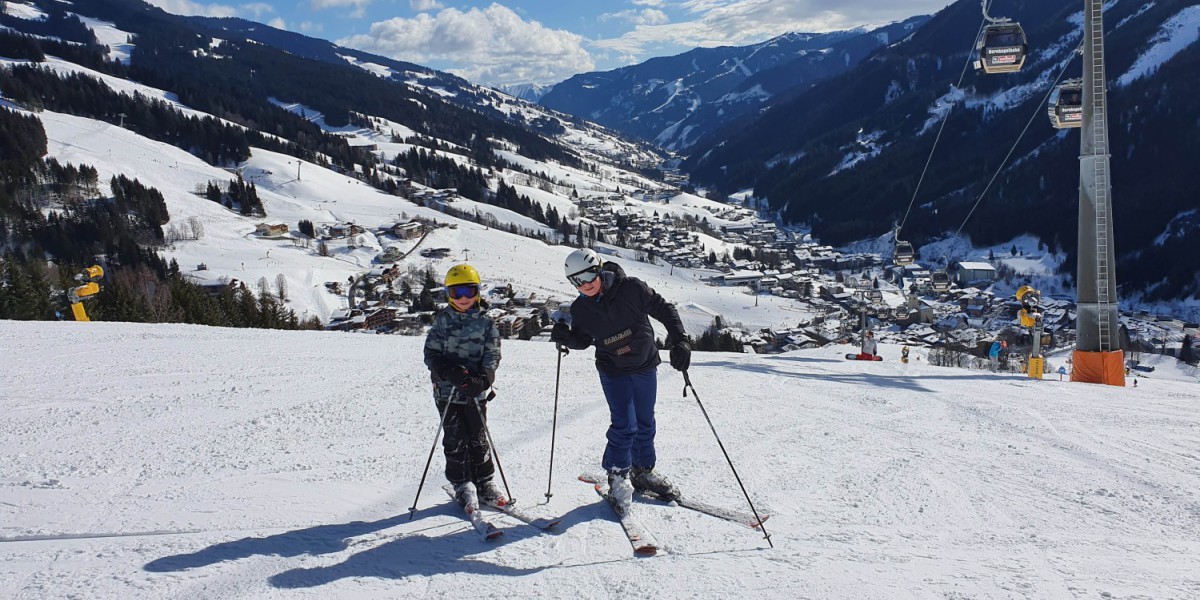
1182, 335, 1197, 366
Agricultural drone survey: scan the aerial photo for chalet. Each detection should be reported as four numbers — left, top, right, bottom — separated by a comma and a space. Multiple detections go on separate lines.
391, 222, 424, 239
953, 261, 997, 286
326, 222, 365, 238
327, 309, 367, 331
717, 271, 764, 287
961, 294, 991, 317
364, 307, 398, 331
255, 223, 289, 237
196, 278, 239, 296
496, 314, 527, 338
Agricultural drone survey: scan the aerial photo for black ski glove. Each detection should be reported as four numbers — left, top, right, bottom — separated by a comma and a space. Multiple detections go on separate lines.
669, 340, 691, 372
460, 374, 491, 398
549, 321, 572, 345
435, 359, 469, 385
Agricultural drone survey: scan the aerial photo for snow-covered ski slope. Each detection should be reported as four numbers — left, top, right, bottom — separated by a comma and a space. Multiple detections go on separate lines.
2, 320, 1197, 599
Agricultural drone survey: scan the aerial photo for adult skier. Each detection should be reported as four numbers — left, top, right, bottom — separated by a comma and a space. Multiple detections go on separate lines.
423, 264, 505, 507
550, 248, 691, 506
988, 339, 1005, 372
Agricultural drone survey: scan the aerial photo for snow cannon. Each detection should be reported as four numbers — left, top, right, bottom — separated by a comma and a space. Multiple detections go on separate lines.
1015, 285, 1045, 379
1016, 285, 1042, 329
68, 265, 104, 322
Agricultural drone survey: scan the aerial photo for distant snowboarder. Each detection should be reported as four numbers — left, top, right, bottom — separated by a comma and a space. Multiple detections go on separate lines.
851, 330, 879, 361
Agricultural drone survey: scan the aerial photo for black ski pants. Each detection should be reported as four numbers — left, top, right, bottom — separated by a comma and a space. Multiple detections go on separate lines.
437, 400, 495, 487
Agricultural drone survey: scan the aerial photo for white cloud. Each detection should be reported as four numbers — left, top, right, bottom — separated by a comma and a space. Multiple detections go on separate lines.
311, 0, 372, 19
594, 0, 953, 57
239, 2, 275, 18
268, 17, 286, 30
142, 0, 239, 18
600, 8, 670, 27
338, 3, 594, 86
631, 0, 666, 6
298, 21, 324, 34
409, 0, 445, 11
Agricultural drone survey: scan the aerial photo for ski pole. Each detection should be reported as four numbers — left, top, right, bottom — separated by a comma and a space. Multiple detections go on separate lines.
473, 392, 513, 504
545, 343, 569, 500
682, 371, 773, 547
409, 391, 454, 520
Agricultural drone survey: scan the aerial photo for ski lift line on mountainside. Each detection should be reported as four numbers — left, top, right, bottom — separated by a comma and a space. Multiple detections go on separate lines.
901, 4, 1056, 288
976, 0, 1028, 74
897, 7, 988, 246
950, 54, 1077, 246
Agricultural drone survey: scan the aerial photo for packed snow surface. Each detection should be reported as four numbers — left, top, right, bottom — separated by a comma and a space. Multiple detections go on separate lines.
2, 320, 1198, 598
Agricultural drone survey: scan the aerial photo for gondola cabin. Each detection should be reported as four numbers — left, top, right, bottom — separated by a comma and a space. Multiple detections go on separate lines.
894, 240, 915, 266
930, 269, 952, 292
1048, 80, 1083, 129
977, 23, 1028, 74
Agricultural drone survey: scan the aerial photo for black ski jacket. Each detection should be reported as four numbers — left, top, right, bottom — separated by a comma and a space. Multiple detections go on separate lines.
560, 261, 686, 375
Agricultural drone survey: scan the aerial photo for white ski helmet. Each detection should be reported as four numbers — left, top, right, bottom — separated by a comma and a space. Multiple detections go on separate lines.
564, 248, 602, 286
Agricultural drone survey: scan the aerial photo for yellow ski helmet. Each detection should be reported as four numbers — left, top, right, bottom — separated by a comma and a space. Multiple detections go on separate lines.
444, 263, 480, 287
445, 264, 482, 308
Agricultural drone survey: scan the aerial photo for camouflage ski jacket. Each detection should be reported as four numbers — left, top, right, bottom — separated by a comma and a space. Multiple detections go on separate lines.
423, 301, 501, 403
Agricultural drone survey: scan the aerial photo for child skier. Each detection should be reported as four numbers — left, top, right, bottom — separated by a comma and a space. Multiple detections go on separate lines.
423, 264, 505, 508
550, 248, 690, 506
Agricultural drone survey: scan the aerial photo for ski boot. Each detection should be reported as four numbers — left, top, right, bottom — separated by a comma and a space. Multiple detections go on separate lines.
475, 479, 507, 507
631, 466, 680, 501
451, 482, 478, 508
607, 467, 634, 508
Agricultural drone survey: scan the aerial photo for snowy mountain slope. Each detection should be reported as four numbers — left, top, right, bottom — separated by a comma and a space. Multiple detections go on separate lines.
20, 96, 814, 334
1, 3, 801, 334
682, 0, 1200, 304
5, 3, 783, 332
539, 19, 930, 151
2, 319, 1197, 598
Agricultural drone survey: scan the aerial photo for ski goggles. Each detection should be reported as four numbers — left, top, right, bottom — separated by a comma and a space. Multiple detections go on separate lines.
447, 284, 478, 300
567, 266, 601, 288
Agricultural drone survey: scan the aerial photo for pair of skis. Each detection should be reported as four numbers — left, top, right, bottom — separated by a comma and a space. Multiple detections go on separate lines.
577, 473, 769, 557
441, 484, 562, 541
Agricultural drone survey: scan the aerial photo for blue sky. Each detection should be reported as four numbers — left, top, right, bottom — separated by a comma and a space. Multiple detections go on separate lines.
145, 0, 957, 86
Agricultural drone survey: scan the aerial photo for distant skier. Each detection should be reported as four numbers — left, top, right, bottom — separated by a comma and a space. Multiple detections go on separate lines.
550, 248, 690, 505
901, 345, 910, 364
856, 330, 878, 360
424, 264, 505, 508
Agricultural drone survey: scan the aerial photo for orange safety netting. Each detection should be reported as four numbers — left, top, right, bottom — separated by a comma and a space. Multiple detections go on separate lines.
1070, 350, 1126, 386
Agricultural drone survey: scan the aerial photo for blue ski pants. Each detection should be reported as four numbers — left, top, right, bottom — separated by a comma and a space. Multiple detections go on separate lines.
598, 369, 658, 472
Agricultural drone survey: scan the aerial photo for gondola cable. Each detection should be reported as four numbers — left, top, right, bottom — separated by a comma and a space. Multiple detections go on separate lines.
896, 18, 988, 238
951, 49, 1079, 242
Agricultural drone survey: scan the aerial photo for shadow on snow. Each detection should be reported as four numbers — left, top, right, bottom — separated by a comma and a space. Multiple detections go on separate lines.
694, 356, 1014, 394
267, 502, 600, 587
142, 500, 608, 587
